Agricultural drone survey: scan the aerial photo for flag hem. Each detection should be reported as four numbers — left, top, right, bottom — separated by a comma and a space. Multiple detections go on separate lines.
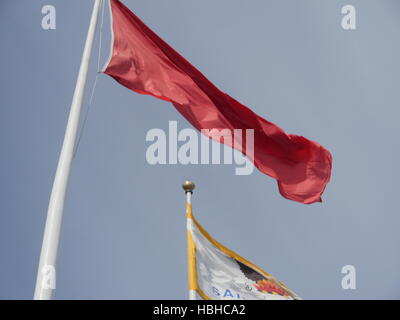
101, 0, 115, 73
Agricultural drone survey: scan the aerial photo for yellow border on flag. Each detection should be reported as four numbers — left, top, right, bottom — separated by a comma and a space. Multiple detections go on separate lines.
186, 203, 299, 300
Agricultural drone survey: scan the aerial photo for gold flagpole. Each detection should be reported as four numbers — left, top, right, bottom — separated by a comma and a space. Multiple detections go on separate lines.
183, 180, 196, 300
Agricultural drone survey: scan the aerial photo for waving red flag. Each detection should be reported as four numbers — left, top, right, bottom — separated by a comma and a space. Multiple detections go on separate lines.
103, 0, 332, 204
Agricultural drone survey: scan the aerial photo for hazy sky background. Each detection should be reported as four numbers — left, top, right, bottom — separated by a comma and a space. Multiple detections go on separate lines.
1, 0, 400, 299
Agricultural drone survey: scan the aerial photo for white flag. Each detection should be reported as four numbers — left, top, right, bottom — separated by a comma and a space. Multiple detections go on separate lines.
187, 204, 301, 300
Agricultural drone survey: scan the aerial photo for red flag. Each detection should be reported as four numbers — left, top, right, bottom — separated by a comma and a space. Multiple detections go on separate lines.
103, 0, 332, 204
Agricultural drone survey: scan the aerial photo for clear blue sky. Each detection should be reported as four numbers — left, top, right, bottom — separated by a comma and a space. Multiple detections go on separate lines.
1, 0, 400, 299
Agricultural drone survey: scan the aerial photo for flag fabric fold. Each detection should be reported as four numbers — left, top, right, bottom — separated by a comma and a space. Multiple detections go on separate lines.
103, 0, 332, 204
186, 203, 300, 300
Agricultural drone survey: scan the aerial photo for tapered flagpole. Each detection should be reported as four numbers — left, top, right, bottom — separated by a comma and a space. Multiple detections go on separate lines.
183, 180, 196, 300
34, 0, 103, 300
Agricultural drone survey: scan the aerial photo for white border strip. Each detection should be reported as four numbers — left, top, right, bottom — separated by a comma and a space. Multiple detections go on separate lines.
101, 0, 114, 72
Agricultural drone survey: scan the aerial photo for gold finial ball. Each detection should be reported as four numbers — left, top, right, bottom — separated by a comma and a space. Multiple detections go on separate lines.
182, 180, 195, 193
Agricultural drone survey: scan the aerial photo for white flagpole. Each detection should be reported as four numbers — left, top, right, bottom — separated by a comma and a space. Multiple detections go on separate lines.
183, 181, 197, 300
34, 0, 103, 300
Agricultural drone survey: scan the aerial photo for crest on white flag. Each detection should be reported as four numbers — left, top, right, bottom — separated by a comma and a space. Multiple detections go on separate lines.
187, 205, 301, 300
